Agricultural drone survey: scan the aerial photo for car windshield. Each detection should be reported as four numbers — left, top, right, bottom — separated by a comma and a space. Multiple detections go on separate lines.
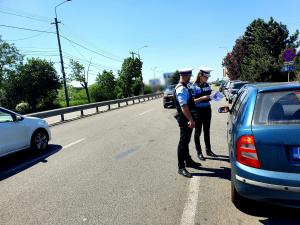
166, 85, 176, 91
253, 90, 300, 124
232, 82, 247, 89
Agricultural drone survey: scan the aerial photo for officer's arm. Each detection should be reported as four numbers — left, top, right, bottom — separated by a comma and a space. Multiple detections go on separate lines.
194, 96, 210, 103
181, 105, 194, 123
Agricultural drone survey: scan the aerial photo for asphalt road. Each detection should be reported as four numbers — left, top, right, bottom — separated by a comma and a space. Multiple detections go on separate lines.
1, 96, 300, 225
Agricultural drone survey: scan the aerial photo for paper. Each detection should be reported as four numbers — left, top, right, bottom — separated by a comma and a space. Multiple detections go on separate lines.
210, 91, 223, 101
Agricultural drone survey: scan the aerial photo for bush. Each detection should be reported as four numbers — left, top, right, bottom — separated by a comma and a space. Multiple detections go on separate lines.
15, 102, 31, 114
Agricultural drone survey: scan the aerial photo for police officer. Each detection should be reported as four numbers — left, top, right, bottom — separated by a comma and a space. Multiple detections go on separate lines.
174, 68, 201, 178
192, 67, 218, 161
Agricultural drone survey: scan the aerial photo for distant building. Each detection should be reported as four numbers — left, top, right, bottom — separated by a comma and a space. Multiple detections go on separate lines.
149, 78, 161, 88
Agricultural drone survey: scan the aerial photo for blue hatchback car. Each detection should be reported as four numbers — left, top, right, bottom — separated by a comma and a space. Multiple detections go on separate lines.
219, 82, 300, 207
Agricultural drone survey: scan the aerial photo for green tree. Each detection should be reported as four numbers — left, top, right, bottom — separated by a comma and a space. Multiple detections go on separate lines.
5, 58, 60, 110
168, 71, 180, 85
96, 70, 116, 100
69, 59, 91, 103
118, 57, 143, 97
0, 38, 23, 88
224, 18, 300, 82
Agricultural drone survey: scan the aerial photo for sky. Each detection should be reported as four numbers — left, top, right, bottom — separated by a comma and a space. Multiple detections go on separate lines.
1, 0, 300, 86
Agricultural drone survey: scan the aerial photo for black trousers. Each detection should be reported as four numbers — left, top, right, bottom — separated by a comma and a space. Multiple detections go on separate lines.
175, 115, 193, 169
194, 107, 212, 154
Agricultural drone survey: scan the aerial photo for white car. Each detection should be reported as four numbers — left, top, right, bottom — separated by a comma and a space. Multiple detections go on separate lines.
0, 107, 51, 157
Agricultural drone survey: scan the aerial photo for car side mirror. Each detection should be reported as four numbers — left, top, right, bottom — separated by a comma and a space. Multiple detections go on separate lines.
218, 106, 231, 113
12, 115, 23, 122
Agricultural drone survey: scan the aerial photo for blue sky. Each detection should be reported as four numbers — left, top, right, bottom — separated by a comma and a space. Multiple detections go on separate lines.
1, 0, 300, 85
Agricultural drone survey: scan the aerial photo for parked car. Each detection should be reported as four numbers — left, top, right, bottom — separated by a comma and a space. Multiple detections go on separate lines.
0, 107, 51, 157
219, 82, 300, 208
163, 84, 176, 108
225, 81, 248, 104
219, 80, 227, 93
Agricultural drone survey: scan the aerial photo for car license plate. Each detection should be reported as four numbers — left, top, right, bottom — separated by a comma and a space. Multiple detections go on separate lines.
291, 147, 300, 160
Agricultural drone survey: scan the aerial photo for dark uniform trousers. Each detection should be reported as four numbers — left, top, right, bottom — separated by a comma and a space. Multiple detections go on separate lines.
176, 114, 194, 169
194, 106, 212, 153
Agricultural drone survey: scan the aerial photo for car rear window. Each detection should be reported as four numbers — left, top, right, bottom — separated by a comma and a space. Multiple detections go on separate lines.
253, 90, 300, 124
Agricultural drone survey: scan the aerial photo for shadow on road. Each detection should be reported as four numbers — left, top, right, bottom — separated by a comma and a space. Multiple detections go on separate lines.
191, 166, 231, 181
0, 144, 62, 181
236, 199, 300, 225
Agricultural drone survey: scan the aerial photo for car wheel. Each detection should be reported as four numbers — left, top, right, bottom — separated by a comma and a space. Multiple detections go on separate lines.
231, 180, 246, 208
163, 104, 168, 108
31, 129, 49, 151
229, 99, 232, 104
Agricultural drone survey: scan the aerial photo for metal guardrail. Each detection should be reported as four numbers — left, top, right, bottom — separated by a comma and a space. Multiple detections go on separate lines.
27, 92, 163, 122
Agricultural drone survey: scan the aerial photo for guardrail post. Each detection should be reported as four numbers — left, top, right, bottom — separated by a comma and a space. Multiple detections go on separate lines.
108, 104, 111, 110
138, 97, 140, 103
148, 96, 150, 100
96, 107, 99, 113
60, 114, 64, 122
81, 110, 84, 117
118, 101, 121, 107
132, 99, 135, 104
126, 101, 128, 105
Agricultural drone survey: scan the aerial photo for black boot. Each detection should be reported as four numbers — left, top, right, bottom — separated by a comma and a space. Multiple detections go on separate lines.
197, 152, 206, 161
178, 168, 192, 178
206, 150, 218, 157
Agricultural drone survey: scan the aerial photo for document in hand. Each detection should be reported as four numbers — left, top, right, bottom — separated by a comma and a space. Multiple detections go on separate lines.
210, 91, 223, 101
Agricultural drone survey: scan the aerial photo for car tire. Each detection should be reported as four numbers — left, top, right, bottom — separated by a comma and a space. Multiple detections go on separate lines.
31, 129, 49, 151
163, 104, 168, 108
231, 180, 246, 208
229, 99, 232, 104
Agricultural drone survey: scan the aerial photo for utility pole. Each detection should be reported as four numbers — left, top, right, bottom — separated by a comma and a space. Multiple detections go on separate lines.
52, 0, 71, 107
130, 51, 135, 59
52, 18, 69, 107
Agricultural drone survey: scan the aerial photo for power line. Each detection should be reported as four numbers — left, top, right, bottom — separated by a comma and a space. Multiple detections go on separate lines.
5, 32, 47, 42
60, 35, 123, 63
0, 6, 51, 22
0, 24, 56, 34
1, 24, 124, 63
0, 10, 51, 23
60, 24, 124, 61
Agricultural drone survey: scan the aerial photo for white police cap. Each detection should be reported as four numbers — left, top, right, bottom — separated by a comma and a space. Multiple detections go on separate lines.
178, 68, 193, 76
199, 66, 213, 78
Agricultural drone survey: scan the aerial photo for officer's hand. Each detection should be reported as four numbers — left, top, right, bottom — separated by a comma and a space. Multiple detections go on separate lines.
203, 95, 210, 101
188, 120, 195, 129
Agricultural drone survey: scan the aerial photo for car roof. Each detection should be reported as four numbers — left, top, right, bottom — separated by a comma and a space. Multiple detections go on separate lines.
245, 82, 300, 93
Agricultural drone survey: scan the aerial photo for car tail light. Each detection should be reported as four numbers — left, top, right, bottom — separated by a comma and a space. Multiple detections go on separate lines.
236, 135, 261, 168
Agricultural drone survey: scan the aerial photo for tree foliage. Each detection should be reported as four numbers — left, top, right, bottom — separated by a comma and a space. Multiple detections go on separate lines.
0, 39, 23, 87
5, 58, 60, 110
223, 18, 300, 82
69, 59, 91, 103
118, 57, 143, 97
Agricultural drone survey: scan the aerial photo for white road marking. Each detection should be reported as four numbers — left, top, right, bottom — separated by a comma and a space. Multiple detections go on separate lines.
138, 109, 154, 116
63, 138, 85, 149
180, 177, 201, 225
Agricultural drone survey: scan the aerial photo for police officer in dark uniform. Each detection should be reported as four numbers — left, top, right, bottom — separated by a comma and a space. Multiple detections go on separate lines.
192, 67, 218, 161
174, 68, 201, 178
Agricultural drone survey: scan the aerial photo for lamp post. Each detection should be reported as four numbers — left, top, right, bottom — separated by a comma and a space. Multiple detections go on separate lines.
53, 0, 71, 107
137, 45, 148, 95
219, 46, 229, 79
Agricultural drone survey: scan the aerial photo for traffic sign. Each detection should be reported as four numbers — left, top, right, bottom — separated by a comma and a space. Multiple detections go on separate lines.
282, 48, 296, 62
282, 65, 296, 72
284, 61, 295, 66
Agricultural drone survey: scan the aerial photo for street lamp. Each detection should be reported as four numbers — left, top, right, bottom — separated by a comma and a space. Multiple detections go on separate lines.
137, 45, 148, 59
137, 45, 148, 95
219, 46, 229, 79
53, 0, 71, 107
